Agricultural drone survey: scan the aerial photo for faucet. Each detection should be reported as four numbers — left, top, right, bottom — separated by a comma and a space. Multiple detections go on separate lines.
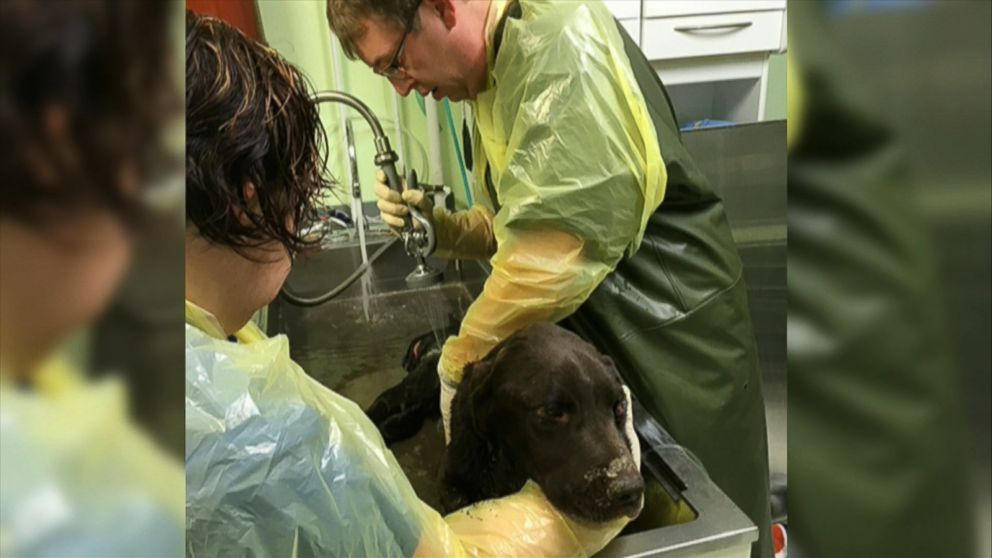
312, 91, 442, 289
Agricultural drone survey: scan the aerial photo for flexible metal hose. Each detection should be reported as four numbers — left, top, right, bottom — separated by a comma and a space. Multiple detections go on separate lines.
279, 237, 398, 307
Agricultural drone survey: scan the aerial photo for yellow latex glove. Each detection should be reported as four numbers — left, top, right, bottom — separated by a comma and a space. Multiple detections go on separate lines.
423, 481, 630, 558
374, 170, 497, 260
373, 169, 435, 233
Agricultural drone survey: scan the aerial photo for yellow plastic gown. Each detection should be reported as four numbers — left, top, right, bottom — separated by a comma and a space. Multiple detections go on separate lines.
184, 302, 628, 557
0, 359, 184, 557
435, 0, 666, 383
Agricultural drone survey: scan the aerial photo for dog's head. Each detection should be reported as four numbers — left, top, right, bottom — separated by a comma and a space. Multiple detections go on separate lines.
447, 323, 644, 523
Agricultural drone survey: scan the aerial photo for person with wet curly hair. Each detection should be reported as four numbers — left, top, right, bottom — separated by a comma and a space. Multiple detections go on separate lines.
1, 0, 176, 380
184, 12, 638, 557
1, 1, 184, 555
184, 11, 332, 334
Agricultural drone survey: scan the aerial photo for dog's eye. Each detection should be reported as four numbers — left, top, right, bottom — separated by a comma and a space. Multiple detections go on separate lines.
614, 399, 627, 420
537, 406, 569, 424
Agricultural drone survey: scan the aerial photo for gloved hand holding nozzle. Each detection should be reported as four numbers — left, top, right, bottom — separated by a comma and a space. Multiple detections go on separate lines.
373, 170, 497, 262
374, 170, 435, 235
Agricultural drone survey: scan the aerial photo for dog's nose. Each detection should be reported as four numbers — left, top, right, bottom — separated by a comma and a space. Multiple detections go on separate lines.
611, 474, 645, 508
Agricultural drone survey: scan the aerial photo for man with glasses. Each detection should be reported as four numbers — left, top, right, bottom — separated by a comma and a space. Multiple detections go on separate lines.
327, 2, 773, 557
374, 0, 418, 81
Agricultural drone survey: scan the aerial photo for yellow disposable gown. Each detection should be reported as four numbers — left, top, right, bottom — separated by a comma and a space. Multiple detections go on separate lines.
434, 0, 666, 382
0, 358, 184, 557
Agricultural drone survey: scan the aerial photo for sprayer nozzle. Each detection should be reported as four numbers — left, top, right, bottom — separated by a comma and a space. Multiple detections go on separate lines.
405, 263, 443, 289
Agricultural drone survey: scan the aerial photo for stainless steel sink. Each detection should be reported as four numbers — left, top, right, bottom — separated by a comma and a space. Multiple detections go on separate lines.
598, 398, 757, 558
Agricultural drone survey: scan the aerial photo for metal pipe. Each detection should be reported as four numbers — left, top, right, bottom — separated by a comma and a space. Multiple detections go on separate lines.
309, 90, 443, 291
312, 91, 389, 143
279, 238, 399, 307
344, 119, 368, 265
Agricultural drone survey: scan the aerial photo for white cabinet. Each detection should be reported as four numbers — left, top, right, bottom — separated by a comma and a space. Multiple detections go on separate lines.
637, 0, 787, 126
599, 1, 786, 125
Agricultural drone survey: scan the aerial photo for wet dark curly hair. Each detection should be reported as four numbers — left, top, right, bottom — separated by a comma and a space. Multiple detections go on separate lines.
0, 0, 176, 224
185, 11, 331, 256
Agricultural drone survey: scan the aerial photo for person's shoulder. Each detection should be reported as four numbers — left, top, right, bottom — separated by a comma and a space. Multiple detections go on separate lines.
519, 0, 612, 34
514, 1, 619, 63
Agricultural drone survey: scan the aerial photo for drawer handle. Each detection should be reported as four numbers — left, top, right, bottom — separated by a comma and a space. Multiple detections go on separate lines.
674, 22, 753, 33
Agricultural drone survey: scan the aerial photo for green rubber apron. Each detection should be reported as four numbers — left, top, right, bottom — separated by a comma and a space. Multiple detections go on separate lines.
565, 20, 774, 558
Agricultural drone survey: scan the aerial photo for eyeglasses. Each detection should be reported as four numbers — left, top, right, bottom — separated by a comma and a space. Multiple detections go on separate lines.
376, 0, 421, 80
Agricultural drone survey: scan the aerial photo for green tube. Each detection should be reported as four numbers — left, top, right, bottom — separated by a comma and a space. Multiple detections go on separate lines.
443, 99, 473, 207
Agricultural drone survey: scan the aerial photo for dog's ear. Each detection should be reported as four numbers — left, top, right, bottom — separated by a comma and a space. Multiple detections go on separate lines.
443, 359, 498, 510
448, 346, 503, 448
443, 346, 529, 509
464, 358, 498, 434
401, 332, 426, 372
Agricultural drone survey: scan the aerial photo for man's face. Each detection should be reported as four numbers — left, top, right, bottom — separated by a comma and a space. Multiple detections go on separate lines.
353, 5, 478, 102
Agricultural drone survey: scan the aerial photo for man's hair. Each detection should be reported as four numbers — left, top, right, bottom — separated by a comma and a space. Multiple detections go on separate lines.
325, 0, 421, 60
0, 0, 175, 224
186, 11, 330, 255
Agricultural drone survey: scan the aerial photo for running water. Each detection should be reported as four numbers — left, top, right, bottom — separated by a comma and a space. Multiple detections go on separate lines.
410, 283, 469, 346
357, 265, 382, 324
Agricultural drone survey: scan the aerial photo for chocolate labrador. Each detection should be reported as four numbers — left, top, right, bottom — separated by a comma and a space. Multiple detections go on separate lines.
442, 323, 644, 523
